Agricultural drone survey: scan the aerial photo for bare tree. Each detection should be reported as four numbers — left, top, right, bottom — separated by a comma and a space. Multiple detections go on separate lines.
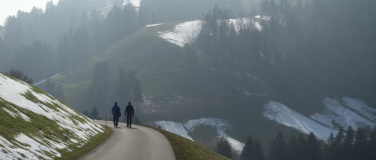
6, 69, 34, 84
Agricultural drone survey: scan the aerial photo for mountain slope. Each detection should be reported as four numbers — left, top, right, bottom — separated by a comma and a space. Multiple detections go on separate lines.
55, 19, 376, 152
0, 73, 104, 159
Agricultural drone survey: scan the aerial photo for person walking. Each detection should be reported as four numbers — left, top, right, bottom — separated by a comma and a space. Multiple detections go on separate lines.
112, 102, 121, 128
125, 101, 134, 128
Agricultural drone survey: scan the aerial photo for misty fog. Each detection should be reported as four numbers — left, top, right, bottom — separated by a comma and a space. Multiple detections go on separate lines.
1, 0, 376, 159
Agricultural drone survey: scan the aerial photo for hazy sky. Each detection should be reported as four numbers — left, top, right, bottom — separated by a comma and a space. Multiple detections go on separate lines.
0, 0, 59, 26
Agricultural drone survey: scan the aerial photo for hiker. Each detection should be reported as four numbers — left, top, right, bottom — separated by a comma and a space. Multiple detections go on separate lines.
112, 102, 121, 128
125, 101, 134, 128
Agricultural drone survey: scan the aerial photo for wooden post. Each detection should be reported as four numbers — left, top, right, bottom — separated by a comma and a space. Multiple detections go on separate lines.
105, 113, 107, 127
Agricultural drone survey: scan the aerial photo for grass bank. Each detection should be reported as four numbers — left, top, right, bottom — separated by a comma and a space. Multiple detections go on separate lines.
153, 127, 229, 160
57, 126, 113, 160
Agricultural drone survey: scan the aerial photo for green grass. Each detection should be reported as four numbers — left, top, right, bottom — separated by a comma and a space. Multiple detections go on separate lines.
152, 127, 230, 160
56, 21, 202, 100
188, 125, 218, 150
56, 126, 112, 160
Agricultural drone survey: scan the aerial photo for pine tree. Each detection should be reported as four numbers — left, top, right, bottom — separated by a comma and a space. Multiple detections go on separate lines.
354, 127, 367, 160
343, 127, 355, 160
305, 132, 321, 160
253, 139, 264, 160
240, 135, 255, 160
331, 127, 345, 160
323, 132, 335, 160
215, 137, 233, 159
82, 110, 89, 117
268, 131, 289, 160
369, 128, 376, 160
89, 106, 100, 119
288, 133, 306, 160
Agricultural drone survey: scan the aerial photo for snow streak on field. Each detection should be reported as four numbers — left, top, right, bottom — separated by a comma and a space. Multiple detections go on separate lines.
158, 17, 261, 48
158, 20, 202, 47
0, 73, 104, 159
264, 97, 376, 140
155, 118, 245, 152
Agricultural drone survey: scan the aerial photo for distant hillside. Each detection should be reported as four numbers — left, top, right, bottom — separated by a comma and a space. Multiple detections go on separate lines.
0, 73, 104, 159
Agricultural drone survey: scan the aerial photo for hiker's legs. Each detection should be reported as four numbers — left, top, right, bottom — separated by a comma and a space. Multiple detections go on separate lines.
127, 115, 131, 127
129, 116, 133, 127
113, 116, 116, 127
115, 117, 119, 127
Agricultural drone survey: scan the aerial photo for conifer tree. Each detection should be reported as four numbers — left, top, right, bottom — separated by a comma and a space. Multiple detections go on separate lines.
89, 106, 100, 119
343, 127, 355, 160
215, 137, 233, 159
354, 127, 367, 160
369, 128, 376, 160
253, 139, 264, 160
82, 110, 89, 117
288, 133, 306, 160
240, 135, 255, 160
305, 133, 321, 160
268, 131, 289, 160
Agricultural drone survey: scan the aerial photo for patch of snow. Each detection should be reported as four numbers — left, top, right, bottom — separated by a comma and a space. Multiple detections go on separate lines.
145, 23, 162, 27
342, 97, 376, 122
158, 20, 202, 47
229, 18, 251, 32
33, 74, 59, 86
155, 121, 193, 140
0, 135, 28, 160
124, 0, 141, 8
155, 118, 245, 152
255, 15, 271, 21
255, 22, 262, 31
216, 126, 245, 152
263, 101, 337, 140
2, 108, 17, 118
311, 98, 376, 130
14, 133, 60, 159
264, 98, 376, 140
184, 118, 229, 132
158, 18, 262, 47
44, 138, 67, 150
2, 107, 31, 122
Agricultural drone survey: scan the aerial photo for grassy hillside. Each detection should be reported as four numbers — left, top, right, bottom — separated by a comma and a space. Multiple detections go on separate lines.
57, 22, 216, 110
0, 73, 109, 159
54, 20, 299, 149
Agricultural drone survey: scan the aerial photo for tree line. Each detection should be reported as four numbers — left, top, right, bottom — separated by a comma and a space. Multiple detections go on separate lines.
0, 0, 156, 81
215, 126, 376, 160
78, 61, 143, 119
194, 0, 376, 112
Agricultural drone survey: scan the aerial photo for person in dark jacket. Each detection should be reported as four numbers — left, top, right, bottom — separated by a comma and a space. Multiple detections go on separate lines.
125, 101, 134, 128
112, 102, 121, 128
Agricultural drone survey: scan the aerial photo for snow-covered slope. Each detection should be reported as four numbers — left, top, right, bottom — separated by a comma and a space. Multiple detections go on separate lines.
158, 20, 202, 47
0, 73, 104, 159
264, 98, 376, 140
158, 17, 261, 48
155, 118, 245, 152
